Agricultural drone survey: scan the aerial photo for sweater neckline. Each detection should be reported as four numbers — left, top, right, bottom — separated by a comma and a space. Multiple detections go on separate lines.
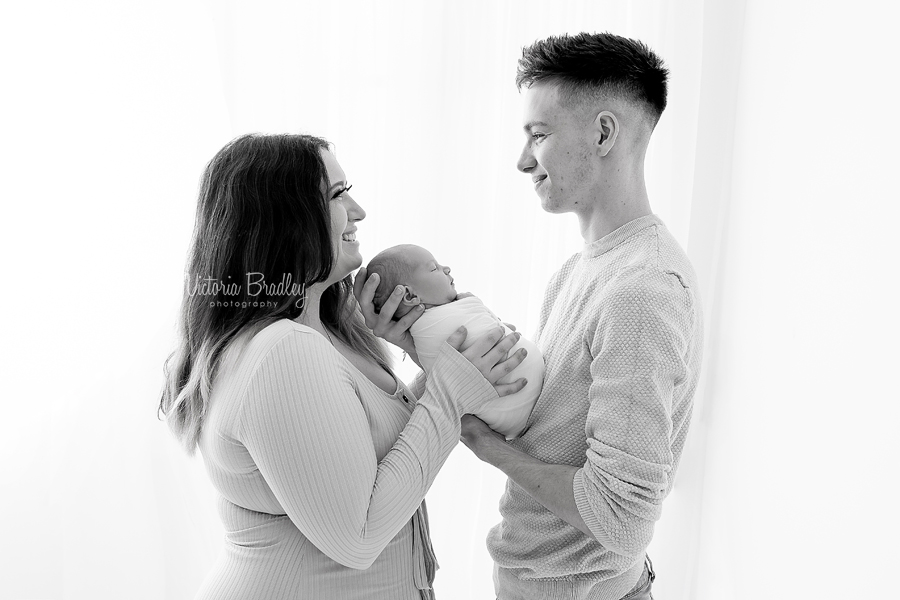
581, 214, 664, 259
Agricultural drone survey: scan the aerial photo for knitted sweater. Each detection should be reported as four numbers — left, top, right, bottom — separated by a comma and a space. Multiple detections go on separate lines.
195, 319, 497, 600
486, 215, 704, 600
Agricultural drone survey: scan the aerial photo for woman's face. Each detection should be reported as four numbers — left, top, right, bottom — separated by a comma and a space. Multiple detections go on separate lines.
321, 149, 366, 283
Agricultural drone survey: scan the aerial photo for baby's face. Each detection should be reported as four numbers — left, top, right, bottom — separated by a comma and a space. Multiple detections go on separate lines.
405, 246, 457, 306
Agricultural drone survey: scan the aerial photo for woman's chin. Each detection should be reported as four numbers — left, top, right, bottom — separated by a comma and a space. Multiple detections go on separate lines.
332, 257, 363, 282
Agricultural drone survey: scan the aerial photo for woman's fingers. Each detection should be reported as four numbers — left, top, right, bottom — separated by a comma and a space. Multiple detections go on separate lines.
353, 268, 380, 327
489, 346, 527, 382
493, 377, 528, 398
460, 329, 527, 385
352, 266, 368, 300
445, 326, 468, 352
483, 331, 522, 366
393, 300, 425, 333
375, 285, 407, 335
462, 327, 507, 363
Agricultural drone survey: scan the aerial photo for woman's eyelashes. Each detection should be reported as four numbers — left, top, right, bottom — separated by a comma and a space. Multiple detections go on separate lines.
331, 184, 353, 200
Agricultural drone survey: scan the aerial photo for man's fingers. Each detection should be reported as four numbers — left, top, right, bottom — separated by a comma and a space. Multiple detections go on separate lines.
445, 326, 468, 351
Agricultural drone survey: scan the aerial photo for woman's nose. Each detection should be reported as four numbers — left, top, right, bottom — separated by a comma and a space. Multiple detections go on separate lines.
347, 195, 366, 221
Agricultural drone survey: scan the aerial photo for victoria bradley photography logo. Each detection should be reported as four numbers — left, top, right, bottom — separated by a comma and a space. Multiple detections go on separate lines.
187, 273, 307, 308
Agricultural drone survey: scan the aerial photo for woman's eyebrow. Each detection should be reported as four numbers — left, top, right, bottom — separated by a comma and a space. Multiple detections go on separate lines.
327, 180, 346, 194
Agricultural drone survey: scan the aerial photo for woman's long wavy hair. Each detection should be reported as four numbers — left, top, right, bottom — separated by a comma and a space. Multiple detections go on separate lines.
159, 133, 391, 454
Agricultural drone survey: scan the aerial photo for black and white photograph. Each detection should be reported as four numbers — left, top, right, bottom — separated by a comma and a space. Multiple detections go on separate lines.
2, 1, 897, 599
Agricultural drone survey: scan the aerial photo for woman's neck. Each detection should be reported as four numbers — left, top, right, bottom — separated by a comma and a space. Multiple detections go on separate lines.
295, 282, 326, 332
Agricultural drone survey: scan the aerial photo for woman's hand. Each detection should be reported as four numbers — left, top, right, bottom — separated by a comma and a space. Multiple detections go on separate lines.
353, 267, 424, 361
445, 326, 528, 397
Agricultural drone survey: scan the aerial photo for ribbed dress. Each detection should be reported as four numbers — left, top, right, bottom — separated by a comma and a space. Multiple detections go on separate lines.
194, 319, 496, 600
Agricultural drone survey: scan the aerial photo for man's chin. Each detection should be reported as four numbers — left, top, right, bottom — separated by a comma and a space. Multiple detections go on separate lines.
541, 196, 569, 214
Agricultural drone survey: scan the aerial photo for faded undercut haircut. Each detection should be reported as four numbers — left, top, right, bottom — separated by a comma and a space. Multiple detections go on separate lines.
516, 32, 669, 127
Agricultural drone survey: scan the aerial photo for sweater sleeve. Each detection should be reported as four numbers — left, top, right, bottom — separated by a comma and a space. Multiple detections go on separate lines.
238, 332, 495, 569
572, 268, 695, 559
409, 369, 428, 400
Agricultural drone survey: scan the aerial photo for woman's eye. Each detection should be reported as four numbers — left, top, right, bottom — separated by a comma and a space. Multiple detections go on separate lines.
332, 184, 353, 200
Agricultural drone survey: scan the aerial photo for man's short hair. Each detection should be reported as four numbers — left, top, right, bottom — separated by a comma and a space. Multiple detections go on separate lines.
516, 32, 669, 126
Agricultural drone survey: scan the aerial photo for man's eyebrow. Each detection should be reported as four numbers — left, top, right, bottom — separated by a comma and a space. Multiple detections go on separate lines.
524, 121, 549, 132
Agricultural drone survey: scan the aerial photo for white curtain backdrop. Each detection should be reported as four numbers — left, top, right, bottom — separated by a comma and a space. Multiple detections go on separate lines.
2, 1, 897, 599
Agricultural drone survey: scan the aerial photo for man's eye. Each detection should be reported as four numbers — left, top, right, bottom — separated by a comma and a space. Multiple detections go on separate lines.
531, 132, 546, 141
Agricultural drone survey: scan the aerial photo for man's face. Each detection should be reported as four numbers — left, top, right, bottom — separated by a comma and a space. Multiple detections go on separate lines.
516, 83, 599, 215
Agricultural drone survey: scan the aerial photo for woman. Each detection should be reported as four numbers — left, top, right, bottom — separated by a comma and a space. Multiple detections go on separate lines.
159, 133, 526, 600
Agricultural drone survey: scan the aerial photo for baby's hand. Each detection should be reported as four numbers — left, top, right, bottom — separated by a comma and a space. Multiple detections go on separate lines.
456, 292, 474, 300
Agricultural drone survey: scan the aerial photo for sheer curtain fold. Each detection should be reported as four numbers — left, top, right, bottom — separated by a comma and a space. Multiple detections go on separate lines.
4, 1, 896, 598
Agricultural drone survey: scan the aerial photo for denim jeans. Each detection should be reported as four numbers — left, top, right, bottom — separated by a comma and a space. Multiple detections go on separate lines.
494, 555, 655, 600
620, 555, 655, 600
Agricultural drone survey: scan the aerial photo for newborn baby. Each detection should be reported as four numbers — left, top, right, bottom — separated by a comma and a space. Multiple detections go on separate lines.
367, 244, 544, 440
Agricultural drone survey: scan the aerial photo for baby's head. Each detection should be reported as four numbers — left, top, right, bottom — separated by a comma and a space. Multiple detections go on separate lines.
366, 244, 457, 318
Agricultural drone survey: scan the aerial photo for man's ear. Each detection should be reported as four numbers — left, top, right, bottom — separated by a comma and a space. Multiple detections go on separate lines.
593, 110, 619, 157
400, 286, 420, 306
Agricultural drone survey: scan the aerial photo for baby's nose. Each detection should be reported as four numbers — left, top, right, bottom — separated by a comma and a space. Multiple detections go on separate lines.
443, 266, 451, 274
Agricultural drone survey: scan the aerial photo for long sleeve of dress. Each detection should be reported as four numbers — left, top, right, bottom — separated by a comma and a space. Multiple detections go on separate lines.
572, 268, 697, 559
238, 331, 495, 570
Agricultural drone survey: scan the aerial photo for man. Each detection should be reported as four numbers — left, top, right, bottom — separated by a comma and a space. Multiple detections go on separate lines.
458, 33, 705, 600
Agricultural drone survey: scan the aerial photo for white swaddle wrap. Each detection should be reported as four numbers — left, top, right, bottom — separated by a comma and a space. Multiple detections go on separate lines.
410, 295, 544, 439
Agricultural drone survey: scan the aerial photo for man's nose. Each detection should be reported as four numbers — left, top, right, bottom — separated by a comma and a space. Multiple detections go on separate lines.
517, 144, 535, 173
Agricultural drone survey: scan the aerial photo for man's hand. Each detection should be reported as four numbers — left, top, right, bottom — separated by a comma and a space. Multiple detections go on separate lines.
459, 416, 592, 539
353, 267, 423, 362
460, 414, 507, 461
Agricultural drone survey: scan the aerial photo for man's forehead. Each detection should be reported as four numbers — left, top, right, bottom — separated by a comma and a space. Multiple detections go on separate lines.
521, 82, 564, 126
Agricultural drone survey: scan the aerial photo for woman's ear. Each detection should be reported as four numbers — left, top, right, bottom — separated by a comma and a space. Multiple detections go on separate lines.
593, 110, 619, 157
400, 286, 420, 306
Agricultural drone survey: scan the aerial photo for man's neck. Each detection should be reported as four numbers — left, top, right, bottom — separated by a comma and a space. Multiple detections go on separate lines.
578, 177, 652, 243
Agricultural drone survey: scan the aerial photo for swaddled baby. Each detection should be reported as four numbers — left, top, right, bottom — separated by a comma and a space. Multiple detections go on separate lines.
367, 244, 544, 440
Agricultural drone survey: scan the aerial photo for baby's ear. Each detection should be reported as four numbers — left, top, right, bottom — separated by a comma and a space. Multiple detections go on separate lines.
400, 286, 420, 306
